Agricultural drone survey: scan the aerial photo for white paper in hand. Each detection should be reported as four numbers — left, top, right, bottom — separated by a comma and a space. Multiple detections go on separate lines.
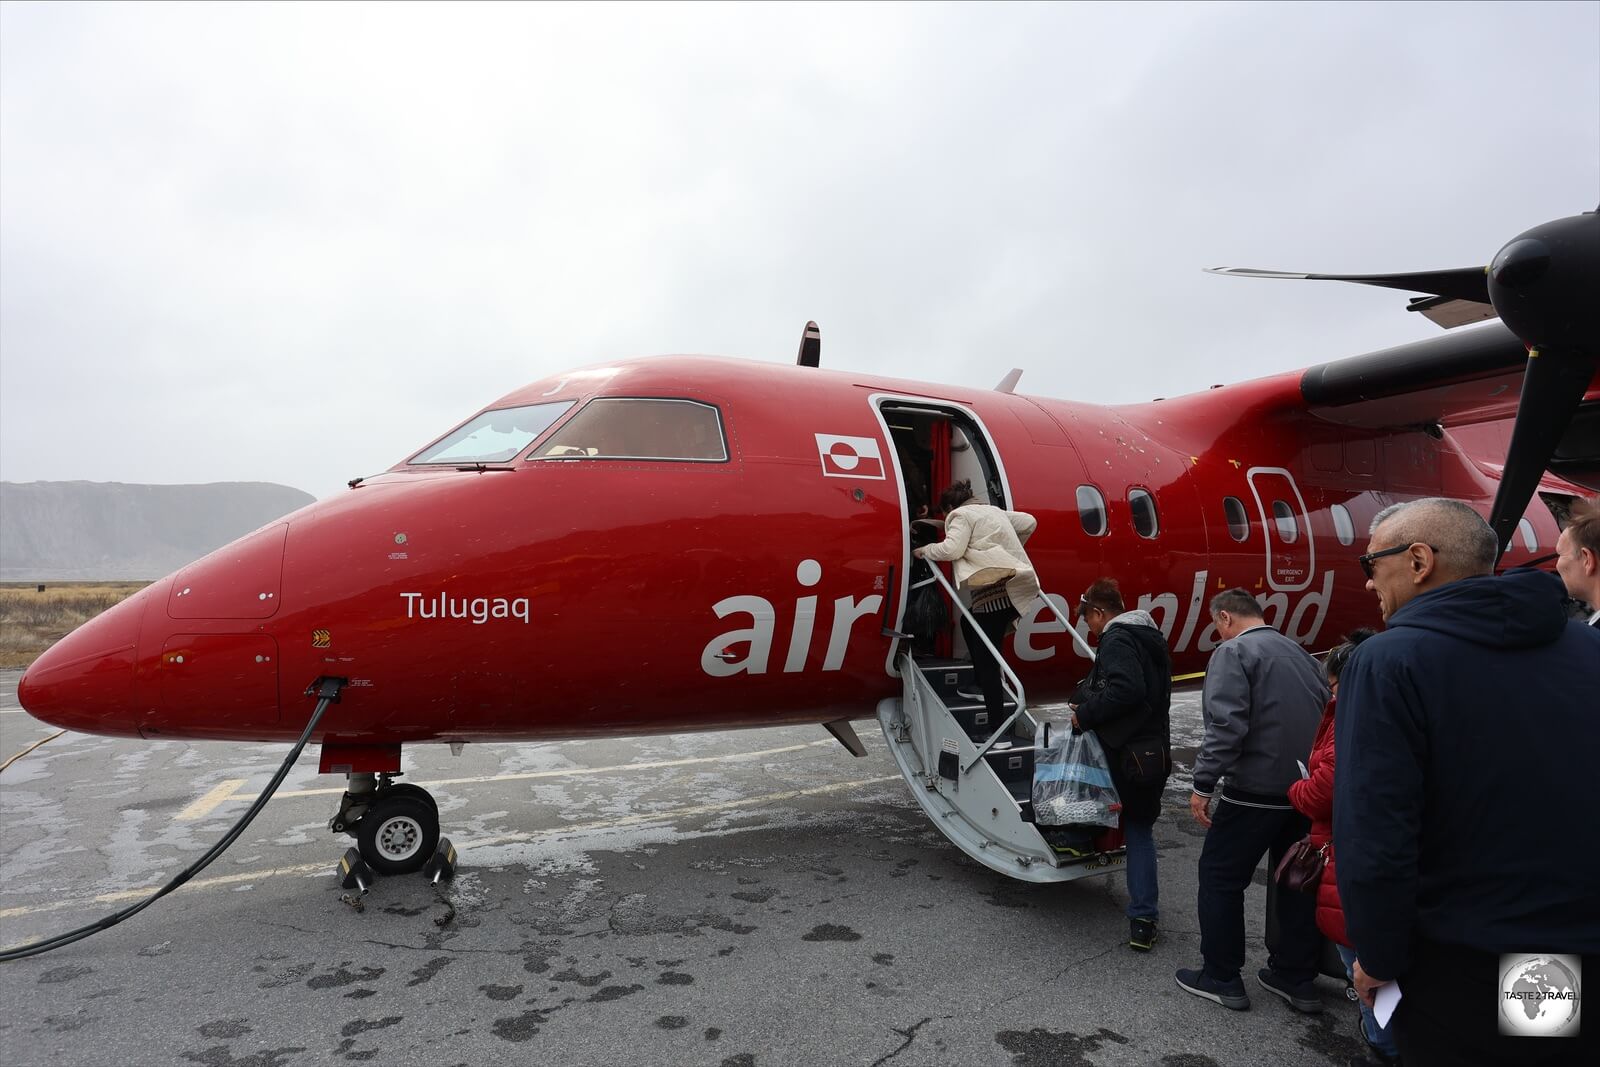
1296, 759, 1310, 780
1374, 981, 1402, 1028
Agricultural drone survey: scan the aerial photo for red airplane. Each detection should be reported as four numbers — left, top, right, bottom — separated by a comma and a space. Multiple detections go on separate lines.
18, 211, 1599, 885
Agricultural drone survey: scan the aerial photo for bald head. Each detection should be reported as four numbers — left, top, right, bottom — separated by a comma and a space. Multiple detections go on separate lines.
1369, 498, 1498, 580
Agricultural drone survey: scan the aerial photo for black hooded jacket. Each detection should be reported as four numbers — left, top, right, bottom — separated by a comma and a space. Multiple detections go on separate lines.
1334, 569, 1600, 981
1073, 611, 1173, 821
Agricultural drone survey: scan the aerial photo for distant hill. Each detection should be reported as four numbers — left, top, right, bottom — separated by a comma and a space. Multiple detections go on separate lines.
0, 481, 316, 581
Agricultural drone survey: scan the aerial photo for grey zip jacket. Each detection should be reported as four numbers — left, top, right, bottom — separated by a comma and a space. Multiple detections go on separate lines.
1192, 624, 1327, 799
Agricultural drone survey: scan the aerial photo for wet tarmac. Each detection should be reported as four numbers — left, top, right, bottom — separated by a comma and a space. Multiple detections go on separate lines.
0, 670, 1375, 1066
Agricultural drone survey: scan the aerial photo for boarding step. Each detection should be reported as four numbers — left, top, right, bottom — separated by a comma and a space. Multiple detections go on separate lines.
911, 656, 977, 702
980, 735, 1035, 786
1006, 778, 1035, 824
944, 697, 1019, 742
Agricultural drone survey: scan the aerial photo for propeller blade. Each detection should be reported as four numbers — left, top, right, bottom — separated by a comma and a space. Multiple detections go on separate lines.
1486, 348, 1600, 554
1206, 265, 1490, 304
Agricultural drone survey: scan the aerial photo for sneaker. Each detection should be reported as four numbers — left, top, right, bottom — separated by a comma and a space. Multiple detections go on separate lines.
1129, 918, 1157, 951
1175, 967, 1250, 1011
1257, 968, 1324, 1014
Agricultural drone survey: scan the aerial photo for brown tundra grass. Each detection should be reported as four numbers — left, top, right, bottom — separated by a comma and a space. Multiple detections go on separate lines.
0, 582, 150, 669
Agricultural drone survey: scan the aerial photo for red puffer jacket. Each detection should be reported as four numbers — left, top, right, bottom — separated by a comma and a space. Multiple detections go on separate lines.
1286, 699, 1346, 947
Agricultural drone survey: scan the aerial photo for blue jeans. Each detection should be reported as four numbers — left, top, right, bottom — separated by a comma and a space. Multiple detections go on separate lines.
1124, 817, 1158, 920
1336, 943, 1398, 1058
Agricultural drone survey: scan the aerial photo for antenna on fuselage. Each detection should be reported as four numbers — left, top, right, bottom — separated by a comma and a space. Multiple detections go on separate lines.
796, 320, 821, 367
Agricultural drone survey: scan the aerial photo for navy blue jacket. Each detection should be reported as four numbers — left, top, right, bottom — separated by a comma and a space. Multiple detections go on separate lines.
1334, 570, 1600, 981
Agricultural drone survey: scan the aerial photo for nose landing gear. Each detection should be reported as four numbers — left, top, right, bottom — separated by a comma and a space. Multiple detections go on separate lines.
330, 772, 442, 876
357, 790, 439, 876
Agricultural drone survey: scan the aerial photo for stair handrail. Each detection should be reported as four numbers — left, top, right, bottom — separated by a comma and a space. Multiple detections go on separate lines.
916, 569, 1099, 773
920, 565, 1031, 772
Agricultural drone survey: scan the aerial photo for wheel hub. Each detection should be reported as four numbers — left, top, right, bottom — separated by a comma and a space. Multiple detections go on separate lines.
376, 816, 422, 861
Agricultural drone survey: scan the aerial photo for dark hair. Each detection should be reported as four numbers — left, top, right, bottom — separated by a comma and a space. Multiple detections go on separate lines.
1208, 587, 1263, 620
1082, 578, 1125, 615
939, 479, 975, 515
1325, 627, 1376, 681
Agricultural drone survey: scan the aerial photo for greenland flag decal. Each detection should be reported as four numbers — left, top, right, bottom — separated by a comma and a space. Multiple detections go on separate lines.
814, 434, 886, 479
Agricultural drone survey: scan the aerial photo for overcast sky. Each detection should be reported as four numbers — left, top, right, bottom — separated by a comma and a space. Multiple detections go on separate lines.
2, 1, 1596, 500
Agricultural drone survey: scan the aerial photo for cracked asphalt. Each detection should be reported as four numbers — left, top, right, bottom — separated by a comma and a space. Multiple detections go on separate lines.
0, 671, 1376, 1066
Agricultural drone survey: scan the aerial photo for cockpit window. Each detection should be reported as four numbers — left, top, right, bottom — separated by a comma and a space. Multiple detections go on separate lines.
535, 398, 728, 462
409, 401, 575, 465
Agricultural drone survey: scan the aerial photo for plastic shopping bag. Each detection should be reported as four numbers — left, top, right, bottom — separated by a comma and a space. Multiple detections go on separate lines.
1032, 721, 1122, 828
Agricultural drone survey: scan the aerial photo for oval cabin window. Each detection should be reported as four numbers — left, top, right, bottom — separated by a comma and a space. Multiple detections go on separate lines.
1331, 503, 1355, 546
1077, 485, 1108, 537
1223, 496, 1250, 542
1272, 500, 1299, 544
1518, 518, 1538, 552
1129, 488, 1158, 539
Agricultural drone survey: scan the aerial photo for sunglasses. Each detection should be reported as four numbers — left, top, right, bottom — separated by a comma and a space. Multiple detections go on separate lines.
1358, 543, 1440, 580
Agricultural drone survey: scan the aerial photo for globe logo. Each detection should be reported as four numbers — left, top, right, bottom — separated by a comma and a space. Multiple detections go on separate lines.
1498, 953, 1581, 1038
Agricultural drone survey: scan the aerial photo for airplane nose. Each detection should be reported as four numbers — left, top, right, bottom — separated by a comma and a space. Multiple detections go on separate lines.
18, 587, 148, 737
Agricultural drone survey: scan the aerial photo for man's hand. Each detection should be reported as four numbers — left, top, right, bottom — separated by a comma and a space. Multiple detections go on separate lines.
1189, 792, 1213, 828
1353, 960, 1390, 1010
912, 547, 925, 559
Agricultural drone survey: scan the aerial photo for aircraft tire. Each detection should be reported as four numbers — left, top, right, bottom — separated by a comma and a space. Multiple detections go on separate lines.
379, 782, 439, 814
356, 793, 440, 876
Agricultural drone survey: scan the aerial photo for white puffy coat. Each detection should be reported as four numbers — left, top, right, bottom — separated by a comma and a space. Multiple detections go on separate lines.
919, 503, 1041, 614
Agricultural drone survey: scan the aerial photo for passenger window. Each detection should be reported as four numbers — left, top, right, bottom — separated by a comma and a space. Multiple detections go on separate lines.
1272, 500, 1299, 544
537, 398, 727, 462
1129, 488, 1158, 539
1223, 496, 1249, 542
1331, 503, 1355, 546
1518, 518, 1537, 552
1077, 485, 1108, 536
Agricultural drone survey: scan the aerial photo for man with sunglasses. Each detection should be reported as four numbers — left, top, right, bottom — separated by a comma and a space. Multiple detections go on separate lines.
1335, 497, 1600, 1065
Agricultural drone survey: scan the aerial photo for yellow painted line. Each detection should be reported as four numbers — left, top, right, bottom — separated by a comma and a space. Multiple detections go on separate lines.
0, 774, 901, 923
221, 739, 842, 807
0, 861, 332, 921
1173, 671, 1207, 682
175, 778, 248, 821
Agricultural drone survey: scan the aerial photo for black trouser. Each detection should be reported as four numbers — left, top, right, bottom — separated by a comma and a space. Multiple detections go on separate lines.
960, 604, 1018, 719
1197, 788, 1319, 984
1393, 940, 1597, 1066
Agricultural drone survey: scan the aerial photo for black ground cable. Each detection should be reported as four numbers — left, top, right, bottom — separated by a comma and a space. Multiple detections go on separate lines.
0, 676, 347, 963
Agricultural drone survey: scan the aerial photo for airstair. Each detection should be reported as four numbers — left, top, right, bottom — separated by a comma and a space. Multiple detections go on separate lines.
877, 567, 1126, 883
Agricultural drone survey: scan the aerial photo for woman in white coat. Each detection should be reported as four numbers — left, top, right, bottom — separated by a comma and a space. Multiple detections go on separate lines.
913, 479, 1041, 719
